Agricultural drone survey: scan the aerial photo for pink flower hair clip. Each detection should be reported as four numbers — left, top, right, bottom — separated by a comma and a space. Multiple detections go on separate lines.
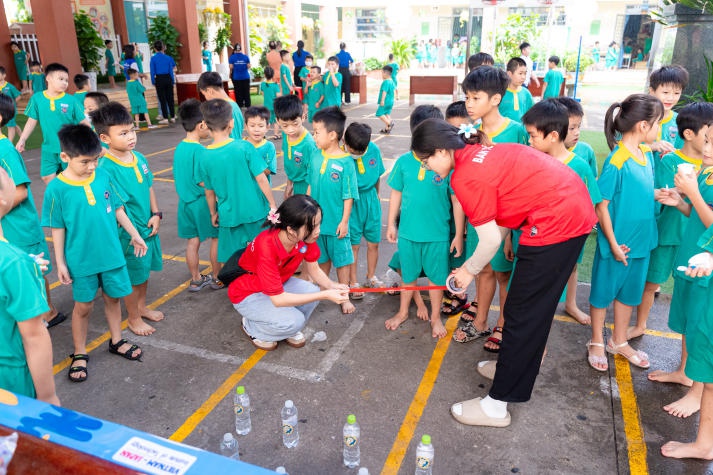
267, 209, 281, 224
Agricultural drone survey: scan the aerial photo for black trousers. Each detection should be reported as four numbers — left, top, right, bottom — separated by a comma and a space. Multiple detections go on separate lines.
155, 74, 175, 119
233, 78, 251, 108
293, 66, 304, 88
339, 66, 351, 103
489, 233, 588, 403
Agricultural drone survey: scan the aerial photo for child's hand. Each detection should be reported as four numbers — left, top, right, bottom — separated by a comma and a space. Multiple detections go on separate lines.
683, 253, 713, 277
674, 170, 699, 197
336, 220, 349, 239
656, 187, 683, 206
504, 234, 514, 261
450, 234, 463, 258
15, 139, 25, 153
131, 236, 148, 257
330, 281, 350, 292
57, 264, 72, 285
387, 223, 398, 243
324, 288, 350, 305
210, 212, 219, 227
284, 182, 294, 199
147, 215, 161, 236
28, 252, 50, 272
610, 243, 630, 266
451, 267, 475, 293
650, 141, 675, 154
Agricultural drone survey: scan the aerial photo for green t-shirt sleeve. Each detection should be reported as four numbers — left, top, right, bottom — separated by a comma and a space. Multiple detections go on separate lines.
387, 158, 404, 191
1, 251, 50, 322
342, 159, 359, 200
246, 144, 267, 177
1, 151, 30, 187
517, 123, 529, 145
199, 151, 213, 190
697, 225, 713, 253
266, 144, 277, 174
41, 184, 64, 228
25, 94, 39, 120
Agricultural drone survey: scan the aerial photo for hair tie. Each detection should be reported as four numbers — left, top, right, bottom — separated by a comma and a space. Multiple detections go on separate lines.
458, 123, 478, 139
267, 208, 280, 225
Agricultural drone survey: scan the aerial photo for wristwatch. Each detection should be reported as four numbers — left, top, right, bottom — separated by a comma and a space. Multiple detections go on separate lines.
152, 211, 163, 220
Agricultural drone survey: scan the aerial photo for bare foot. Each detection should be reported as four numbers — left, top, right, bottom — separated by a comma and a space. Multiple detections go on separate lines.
385, 311, 408, 330
663, 392, 701, 418
416, 301, 429, 321
128, 318, 156, 336
661, 440, 713, 460
648, 369, 693, 387
431, 319, 446, 338
141, 309, 165, 322
626, 325, 646, 340
565, 304, 591, 325
340, 301, 356, 314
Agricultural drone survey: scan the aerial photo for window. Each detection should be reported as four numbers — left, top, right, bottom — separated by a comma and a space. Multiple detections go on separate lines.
590, 20, 601, 36
508, 7, 566, 26
355, 9, 390, 40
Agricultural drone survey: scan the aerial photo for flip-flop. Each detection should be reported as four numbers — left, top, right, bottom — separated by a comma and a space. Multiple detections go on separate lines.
476, 360, 497, 380
46, 312, 67, 329
450, 397, 511, 427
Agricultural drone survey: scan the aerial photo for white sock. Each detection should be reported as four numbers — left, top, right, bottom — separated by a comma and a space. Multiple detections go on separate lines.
480, 395, 507, 419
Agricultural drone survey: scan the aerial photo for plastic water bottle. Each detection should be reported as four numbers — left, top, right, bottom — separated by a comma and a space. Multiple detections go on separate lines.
415, 434, 434, 475
275, 467, 288, 474
234, 385, 251, 435
220, 432, 240, 461
342, 414, 360, 468
281, 400, 299, 448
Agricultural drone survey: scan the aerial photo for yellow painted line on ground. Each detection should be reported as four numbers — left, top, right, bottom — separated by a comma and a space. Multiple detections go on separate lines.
154, 177, 175, 183
153, 166, 173, 176
614, 354, 649, 474
45, 236, 52, 242
381, 317, 458, 474
145, 147, 177, 158
273, 183, 287, 191
169, 349, 267, 442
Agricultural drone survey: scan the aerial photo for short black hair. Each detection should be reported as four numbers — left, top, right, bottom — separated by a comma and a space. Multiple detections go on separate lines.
555, 96, 584, 118
445, 101, 468, 119
74, 73, 89, 89
467, 52, 494, 71
263, 66, 275, 80
105, 39, 113, 46
85, 91, 109, 108
58, 124, 102, 158
327, 55, 339, 63
462, 66, 508, 100
519, 42, 531, 51
649, 65, 689, 91
28, 60, 40, 68
410, 105, 444, 132
153, 40, 164, 52
676, 102, 713, 139
200, 98, 233, 131
0, 94, 15, 127
197, 71, 223, 91
506, 57, 527, 73
0, 66, 6, 75
312, 106, 346, 138
343, 122, 372, 154
244, 106, 270, 123
280, 49, 290, 59
44, 63, 68, 76
388, 53, 394, 61
548, 56, 560, 66
382, 65, 393, 74
9, 41, 20, 49
123, 44, 135, 59
521, 98, 569, 141
178, 98, 204, 132
274, 94, 303, 121
305, 54, 314, 61
128, 68, 139, 77
311, 65, 322, 74
90, 102, 133, 136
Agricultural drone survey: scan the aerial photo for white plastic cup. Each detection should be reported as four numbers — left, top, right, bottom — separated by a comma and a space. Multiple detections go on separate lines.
677, 163, 696, 176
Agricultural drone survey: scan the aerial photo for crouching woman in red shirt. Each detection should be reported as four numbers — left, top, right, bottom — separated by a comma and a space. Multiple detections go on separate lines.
411, 119, 597, 428
228, 195, 350, 351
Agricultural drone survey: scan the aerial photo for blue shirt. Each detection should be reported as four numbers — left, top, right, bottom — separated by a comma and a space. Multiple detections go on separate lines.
229, 52, 251, 80
292, 50, 312, 68
149, 52, 176, 84
336, 50, 353, 68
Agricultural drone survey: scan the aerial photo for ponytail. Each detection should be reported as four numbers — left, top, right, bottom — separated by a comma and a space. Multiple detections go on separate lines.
604, 93, 664, 151
604, 102, 621, 151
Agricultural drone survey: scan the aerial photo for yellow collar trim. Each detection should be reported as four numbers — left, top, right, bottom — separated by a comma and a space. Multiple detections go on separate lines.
58, 172, 97, 205
104, 152, 144, 184
43, 91, 66, 112
563, 152, 576, 166
245, 138, 267, 148
484, 118, 511, 139
674, 149, 703, 169
618, 141, 648, 167
287, 129, 308, 147
207, 138, 234, 149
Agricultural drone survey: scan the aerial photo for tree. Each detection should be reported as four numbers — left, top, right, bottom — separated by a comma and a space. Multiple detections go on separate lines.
73, 11, 104, 72
493, 13, 540, 65
388, 39, 416, 69
147, 15, 182, 67
248, 4, 291, 66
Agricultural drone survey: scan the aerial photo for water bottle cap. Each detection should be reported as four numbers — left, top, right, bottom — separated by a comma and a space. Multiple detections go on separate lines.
421, 434, 431, 445
276, 467, 287, 474
347, 414, 356, 424
223, 432, 234, 442
236, 386, 245, 395
285, 399, 294, 408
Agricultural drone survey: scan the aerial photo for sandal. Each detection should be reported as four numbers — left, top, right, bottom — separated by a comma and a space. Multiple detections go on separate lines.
385, 282, 400, 296
68, 354, 89, 382
351, 283, 365, 300
453, 306, 491, 343
484, 326, 503, 353
441, 292, 468, 316
379, 128, 389, 134
188, 274, 211, 292
586, 340, 608, 372
45, 311, 67, 329
108, 339, 143, 361
606, 338, 649, 369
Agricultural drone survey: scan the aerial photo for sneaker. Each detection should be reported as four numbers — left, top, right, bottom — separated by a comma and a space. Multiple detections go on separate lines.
169, 118, 176, 123
242, 323, 277, 351
364, 275, 384, 288
285, 331, 306, 348
147, 124, 157, 129
210, 278, 225, 290
158, 119, 169, 125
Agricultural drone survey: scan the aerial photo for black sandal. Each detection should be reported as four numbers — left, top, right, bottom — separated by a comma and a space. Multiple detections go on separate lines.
441, 292, 468, 316
108, 338, 143, 361
68, 354, 89, 382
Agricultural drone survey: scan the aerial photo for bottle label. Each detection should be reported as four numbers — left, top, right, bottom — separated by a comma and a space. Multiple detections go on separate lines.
344, 435, 358, 447
234, 404, 245, 415
416, 456, 432, 469
282, 423, 295, 435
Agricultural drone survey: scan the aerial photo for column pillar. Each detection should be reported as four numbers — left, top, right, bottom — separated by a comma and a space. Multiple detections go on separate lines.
110, 0, 129, 45
167, 0, 202, 74
225, 0, 248, 54
0, 8, 17, 86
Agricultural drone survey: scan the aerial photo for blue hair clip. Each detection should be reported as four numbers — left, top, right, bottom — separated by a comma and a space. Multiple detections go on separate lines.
299, 245, 307, 254
458, 123, 478, 139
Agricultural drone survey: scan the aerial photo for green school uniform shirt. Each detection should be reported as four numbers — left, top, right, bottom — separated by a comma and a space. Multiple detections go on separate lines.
388, 151, 453, 242
354, 142, 385, 193
199, 138, 269, 227
673, 167, 713, 281
280, 63, 293, 96
246, 139, 277, 184
74, 90, 88, 109
378, 78, 395, 107
299, 67, 310, 95
0, 137, 44, 247
499, 86, 533, 122
479, 118, 529, 145
543, 69, 565, 98
173, 140, 206, 204
570, 141, 598, 177
563, 152, 602, 206
306, 80, 324, 109
656, 110, 685, 161
0, 82, 21, 127
41, 168, 127, 277
596, 142, 657, 259
24, 92, 85, 154
13, 50, 27, 80
655, 149, 702, 246
388, 62, 399, 85
226, 98, 245, 139
99, 151, 154, 239
0, 237, 50, 398
322, 71, 342, 108
30, 72, 45, 94
307, 151, 359, 236
283, 129, 316, 184
261, 81, 280, 112
105, 48, 116, 75
126, 79, 148, 114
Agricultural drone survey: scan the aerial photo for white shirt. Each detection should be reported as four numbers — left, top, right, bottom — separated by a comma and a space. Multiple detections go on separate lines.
521, 55, 534, 85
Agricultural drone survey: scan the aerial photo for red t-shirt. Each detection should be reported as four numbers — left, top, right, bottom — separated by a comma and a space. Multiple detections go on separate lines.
452, 143, 597, 246
228, 229, 320, 304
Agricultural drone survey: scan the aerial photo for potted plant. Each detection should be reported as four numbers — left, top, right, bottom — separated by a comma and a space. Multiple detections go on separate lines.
73, 10, 104, 89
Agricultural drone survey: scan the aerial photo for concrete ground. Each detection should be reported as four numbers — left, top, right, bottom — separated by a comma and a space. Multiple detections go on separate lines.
21, 75, 713, 474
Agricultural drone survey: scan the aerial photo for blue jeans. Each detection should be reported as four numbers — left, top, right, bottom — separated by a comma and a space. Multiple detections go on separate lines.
234, 277, 320, 342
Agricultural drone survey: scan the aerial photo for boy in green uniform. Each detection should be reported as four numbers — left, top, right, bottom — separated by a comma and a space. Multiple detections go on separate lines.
279, 50, 295, 97
306, 107, 359, 314
0, 165, 58, 403
93, 102, 164, 337
244, 106, 277, 185
0, 66, 22, 142
522, 99, 601, 325
557, 97, 599, 177
299, 54, 313, 100
16, 63, 88, 184
344, 122, 385, 299
275, 94, 317, 197
10, 41, 29, 93
499, 57, 533, 122
105, 39, 118, 89
387, 53, 400, 100
376, 65, 395, 134
260, 66, 281, 139
73, 74, 91, 112
42, 124, 146, 382
199, 99, 277, 280
174, 99, 219, 291
648, 65, 688, 161
28, 61, 45, 94
197, 71, 245, 139
322, 56, 343, 109
0, 96, 66, 329
305, 65, 324, 123
542, 56, 565, 99
126, 67, 153, 129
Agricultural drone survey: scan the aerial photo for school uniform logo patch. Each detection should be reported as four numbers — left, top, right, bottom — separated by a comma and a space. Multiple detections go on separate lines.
368, 158, 377, 168
330, 171, 341, 182
141, 163, 149, 175
432, 174, 444, 186
294, 152, 303, 165
668, 127, 679, 142
60, 102, 69, 114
